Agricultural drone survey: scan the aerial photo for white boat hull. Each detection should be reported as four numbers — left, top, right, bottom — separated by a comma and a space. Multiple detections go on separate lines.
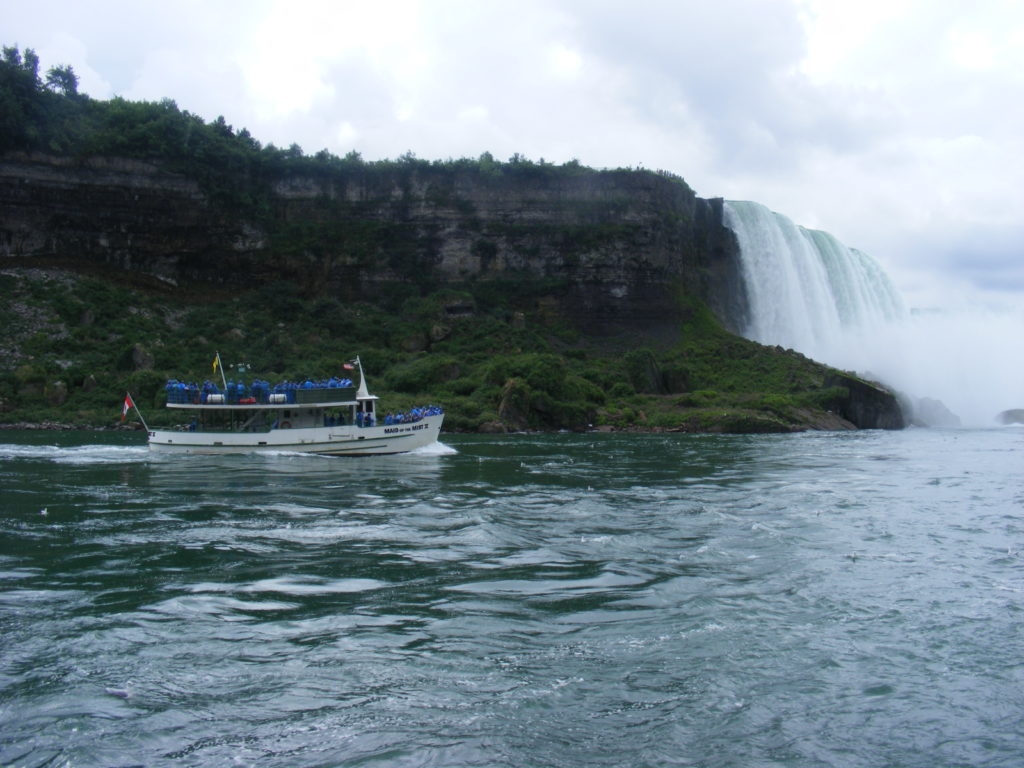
148, 415, 443, 456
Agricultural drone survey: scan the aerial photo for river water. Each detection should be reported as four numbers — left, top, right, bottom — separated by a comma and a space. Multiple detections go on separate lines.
1, 428, 1022, 767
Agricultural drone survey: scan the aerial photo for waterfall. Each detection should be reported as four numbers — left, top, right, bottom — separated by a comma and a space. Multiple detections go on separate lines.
723, 200, 1024, 426
723, 200, 905, 363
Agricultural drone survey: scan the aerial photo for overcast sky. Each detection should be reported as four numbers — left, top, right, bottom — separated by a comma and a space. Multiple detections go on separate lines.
7, 0, 1023, 308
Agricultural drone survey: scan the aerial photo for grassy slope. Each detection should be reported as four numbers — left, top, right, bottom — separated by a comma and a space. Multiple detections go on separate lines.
0, 267, 861, 433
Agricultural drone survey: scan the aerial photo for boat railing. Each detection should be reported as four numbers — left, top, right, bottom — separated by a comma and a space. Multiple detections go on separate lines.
165, 379, 357, 406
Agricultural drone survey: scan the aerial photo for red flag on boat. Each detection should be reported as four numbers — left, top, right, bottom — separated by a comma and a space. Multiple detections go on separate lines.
121, 393, 135, 422
343, 363, 354, 370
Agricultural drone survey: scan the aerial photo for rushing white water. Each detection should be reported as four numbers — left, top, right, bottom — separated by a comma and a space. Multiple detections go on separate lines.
724, 200, 906, 359
723, 200, 1024, 426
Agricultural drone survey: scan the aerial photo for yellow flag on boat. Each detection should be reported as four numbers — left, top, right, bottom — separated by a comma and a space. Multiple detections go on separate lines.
213, 353, 220, 373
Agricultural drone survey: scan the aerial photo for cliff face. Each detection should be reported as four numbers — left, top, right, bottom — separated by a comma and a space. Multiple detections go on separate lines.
0, 154, 249, 286
0, 152, 747, 336
0, 151, 908, 433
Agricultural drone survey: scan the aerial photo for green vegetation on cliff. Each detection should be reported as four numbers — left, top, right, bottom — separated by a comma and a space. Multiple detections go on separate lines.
0, 267, 887, 432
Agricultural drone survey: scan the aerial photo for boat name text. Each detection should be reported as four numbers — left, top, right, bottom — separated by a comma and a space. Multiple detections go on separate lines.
383, 424, 430, 435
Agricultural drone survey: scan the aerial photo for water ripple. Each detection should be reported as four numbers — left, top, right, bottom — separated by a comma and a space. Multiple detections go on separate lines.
1, 428, 1022, 766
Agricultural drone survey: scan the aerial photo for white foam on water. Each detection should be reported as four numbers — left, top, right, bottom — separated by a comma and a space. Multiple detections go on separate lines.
0, 443, 149, 464
409, 441, 458, 456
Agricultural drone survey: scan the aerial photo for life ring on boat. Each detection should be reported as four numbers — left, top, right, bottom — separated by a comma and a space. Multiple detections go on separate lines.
279, 421, 291, 429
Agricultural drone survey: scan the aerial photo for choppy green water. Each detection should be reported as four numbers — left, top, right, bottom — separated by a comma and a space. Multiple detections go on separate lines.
1, 428, 1022, 767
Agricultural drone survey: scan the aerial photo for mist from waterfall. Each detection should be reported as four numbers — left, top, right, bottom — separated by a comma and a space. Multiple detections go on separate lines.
723, 200, 1024, 426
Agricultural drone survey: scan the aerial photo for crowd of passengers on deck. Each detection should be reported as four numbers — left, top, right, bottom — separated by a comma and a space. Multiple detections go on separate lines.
383, 406, 443, 425
165, 377, 356, 405
319, 405, 443, 429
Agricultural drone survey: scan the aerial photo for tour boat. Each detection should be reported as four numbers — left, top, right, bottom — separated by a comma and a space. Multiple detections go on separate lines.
144, 357, 443, 456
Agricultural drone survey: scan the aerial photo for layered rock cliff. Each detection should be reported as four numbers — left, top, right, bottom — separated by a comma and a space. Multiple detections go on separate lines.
0, 150, 906, 431
0, 152, 748, 337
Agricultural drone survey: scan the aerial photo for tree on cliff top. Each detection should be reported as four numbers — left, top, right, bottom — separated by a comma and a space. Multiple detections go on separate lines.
1, 45, 42, 151
44, 64, 78, 97
0, 45, 83, 152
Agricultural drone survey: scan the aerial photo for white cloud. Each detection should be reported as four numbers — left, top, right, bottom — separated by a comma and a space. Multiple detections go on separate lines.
548, 44, 584, 80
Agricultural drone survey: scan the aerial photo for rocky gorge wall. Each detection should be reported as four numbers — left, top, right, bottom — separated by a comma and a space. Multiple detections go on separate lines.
0, 152, 748, 337
0, 151, 907, 432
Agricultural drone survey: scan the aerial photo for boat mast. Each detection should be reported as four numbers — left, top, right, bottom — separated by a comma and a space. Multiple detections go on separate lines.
214, 351, 228, 391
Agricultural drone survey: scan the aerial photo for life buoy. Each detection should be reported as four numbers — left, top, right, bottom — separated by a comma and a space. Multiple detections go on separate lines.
280, 421, 291, 429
